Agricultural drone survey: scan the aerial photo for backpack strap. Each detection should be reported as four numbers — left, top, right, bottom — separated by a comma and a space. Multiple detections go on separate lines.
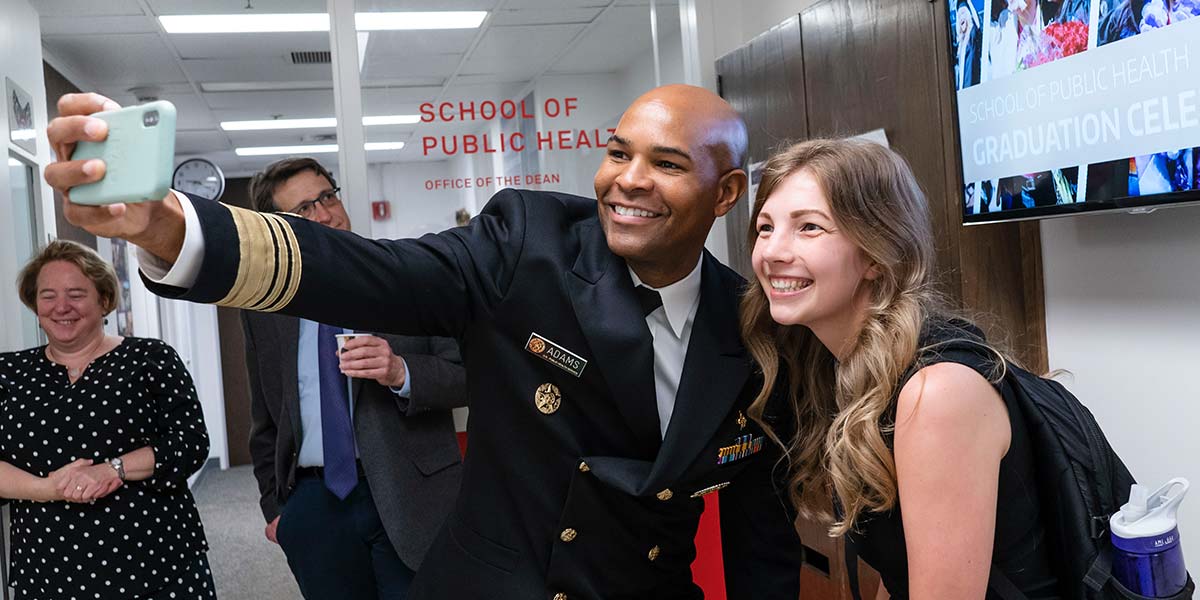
844, 535, 863, 600
1084, 542, 1114, 592
988, 565, 1030, 600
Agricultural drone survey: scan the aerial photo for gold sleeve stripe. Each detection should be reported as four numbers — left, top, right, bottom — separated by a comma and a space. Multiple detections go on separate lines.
253, 213, 301, 312
216, 205, 303, 312
245, 214, 284, 309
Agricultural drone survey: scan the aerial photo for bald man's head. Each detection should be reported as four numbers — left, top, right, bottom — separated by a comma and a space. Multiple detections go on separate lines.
627, 84, 749, 171
594, 84, 750, 287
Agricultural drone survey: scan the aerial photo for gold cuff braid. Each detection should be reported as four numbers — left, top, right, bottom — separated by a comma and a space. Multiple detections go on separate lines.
215, 204, 302, 312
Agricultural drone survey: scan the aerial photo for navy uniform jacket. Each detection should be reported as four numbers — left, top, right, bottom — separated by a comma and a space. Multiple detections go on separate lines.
146, 188, 802, 600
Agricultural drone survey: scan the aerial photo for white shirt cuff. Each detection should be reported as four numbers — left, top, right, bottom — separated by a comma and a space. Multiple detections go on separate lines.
135, 190, 206, 288
389, 356, 412, 398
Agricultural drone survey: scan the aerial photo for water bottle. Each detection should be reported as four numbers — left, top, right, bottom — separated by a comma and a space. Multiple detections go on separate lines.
1110, 478, 1190, 597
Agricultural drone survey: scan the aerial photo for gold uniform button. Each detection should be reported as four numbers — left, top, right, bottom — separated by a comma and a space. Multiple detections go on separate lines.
553, 594, 568, 600
560, 528, 577, 542
578, 461, 590, 473
535, 383, 562, 415
656, 489, 673, 501
648, 545, 661, 561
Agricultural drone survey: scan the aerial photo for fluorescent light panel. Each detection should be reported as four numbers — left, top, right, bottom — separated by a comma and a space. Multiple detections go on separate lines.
159, 12, 486, 34
222, 115, 420, 131
235, 142, 405, 156
8, 158, 22, 167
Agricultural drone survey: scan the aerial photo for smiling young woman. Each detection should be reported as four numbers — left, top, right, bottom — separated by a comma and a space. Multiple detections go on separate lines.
740, 139, 1060, 600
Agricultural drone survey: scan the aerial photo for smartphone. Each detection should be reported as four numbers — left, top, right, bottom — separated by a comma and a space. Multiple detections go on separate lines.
70, 100, 177, 206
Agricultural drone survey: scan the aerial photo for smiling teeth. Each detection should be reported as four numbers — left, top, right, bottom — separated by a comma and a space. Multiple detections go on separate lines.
614, 205, 658, 218
771, 279, 811, 291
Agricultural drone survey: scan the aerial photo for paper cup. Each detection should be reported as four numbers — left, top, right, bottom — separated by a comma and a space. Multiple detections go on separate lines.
334, 333, 362, 353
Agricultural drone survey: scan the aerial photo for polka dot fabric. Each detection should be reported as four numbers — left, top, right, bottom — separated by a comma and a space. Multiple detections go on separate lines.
0, 337, 212, 599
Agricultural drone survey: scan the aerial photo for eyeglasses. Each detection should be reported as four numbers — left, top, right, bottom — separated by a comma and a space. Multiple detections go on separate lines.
291, 187, 341, 218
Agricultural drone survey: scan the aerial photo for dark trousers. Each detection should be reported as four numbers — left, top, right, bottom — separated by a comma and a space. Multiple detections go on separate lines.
277, 476, 415, 600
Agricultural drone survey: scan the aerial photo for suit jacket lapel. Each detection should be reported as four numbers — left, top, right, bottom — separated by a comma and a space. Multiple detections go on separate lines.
564, 221, 662, 459
645, 254, 750, 491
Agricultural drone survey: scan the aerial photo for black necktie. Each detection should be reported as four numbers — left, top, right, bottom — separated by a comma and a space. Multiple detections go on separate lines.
634, 285, 663, 317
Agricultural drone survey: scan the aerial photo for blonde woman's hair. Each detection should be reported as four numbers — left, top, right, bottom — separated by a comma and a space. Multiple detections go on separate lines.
740, 138, 949, 536
17, 240, 120, 315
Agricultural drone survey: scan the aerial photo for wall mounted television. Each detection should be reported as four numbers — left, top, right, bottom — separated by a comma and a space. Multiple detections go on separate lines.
945, 0, 1200, 224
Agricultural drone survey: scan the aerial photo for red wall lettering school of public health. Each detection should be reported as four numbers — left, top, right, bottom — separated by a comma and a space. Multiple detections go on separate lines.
417, 98, 616, 156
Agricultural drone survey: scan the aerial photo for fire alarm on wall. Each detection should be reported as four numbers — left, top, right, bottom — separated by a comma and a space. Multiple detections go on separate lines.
372, 201, 390, 221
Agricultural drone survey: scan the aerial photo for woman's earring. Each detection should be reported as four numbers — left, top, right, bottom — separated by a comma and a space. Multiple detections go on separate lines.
104, 318, 109, 325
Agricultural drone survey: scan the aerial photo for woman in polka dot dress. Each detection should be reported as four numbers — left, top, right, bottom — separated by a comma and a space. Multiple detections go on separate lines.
0, 240, 216, 600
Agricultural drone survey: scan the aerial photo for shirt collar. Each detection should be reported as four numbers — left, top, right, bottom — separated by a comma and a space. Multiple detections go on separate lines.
628, 256, 703, 339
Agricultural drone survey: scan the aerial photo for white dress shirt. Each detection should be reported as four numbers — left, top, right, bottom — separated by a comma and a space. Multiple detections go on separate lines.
628, 258, 703, 439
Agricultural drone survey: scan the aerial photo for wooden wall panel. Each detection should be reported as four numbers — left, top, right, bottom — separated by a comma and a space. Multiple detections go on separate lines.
800, 0, 961, 304
717, 15, 808, 278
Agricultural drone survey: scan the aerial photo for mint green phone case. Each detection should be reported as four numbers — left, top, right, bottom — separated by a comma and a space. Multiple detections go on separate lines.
70, 100, 177, 205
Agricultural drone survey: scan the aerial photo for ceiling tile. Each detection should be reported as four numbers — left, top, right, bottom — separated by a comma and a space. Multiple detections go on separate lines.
551, 5, 658, 74
148, 0, 327, 15
461, 23, 585, 80
30, 0, 146, 17
363, 53, 462, 82
360, 29, 477, 57
175, 130, 231, 154
183, 57, 334, 83
39, 15, 159, 36
169, 31, 331, 60
42, 34, 188, 85
488, 7, 602, 26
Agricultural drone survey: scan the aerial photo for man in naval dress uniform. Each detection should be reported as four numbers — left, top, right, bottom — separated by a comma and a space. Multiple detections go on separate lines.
48, 84, 803, 599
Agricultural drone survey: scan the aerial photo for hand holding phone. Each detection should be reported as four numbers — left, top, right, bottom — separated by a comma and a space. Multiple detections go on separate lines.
69, 100, 176, 206
45, 93, 187, 263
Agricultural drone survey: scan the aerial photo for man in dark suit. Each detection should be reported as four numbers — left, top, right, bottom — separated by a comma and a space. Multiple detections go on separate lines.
239, 157, 466, 599
49, 84, 803, 599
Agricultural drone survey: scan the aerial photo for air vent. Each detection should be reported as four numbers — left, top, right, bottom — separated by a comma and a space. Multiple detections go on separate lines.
290, 51, 331, 64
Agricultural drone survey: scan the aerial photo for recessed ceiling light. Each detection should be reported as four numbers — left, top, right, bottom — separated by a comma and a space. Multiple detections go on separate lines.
236, 144, 338, 156
221, 115, 420, 131
362, 115, 420, 126
364, 142, 406, 151
235, 141, 405, 156
356, 11, 487, 31
159, 12, 486, 34
160, 14, 329, 34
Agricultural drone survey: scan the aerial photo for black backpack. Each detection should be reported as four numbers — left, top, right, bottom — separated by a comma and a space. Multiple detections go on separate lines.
991, 360, 1193, 600
847, 342, 1195, 600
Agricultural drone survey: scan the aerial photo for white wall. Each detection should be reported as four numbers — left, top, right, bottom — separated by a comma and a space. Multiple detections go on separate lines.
1041, 208, 1200, 573
0, 0, 55, 352
367, 160, 468, 239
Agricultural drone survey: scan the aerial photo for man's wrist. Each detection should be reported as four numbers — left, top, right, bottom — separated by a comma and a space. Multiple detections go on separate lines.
134, 190, 186, 263
387, 354, 407, 388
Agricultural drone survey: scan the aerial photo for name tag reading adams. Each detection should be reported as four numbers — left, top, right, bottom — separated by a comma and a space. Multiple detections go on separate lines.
526, 332, 587, 378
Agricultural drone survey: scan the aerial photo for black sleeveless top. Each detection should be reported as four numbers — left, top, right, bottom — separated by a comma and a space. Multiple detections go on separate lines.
844, 319, 1061, 599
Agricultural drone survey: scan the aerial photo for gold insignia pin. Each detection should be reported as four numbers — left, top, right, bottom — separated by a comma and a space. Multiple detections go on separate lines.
535, 383, 562, 415
656, 489, 673, 501
737, 411, 747, 430
527, 337, 546, 354
648, 545, 661, 561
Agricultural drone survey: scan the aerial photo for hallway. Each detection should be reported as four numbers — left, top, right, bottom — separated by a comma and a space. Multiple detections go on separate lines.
193, 465, 302, 600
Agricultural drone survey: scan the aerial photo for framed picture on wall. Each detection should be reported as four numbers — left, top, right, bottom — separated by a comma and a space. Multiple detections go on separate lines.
6, 77, 36, 155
